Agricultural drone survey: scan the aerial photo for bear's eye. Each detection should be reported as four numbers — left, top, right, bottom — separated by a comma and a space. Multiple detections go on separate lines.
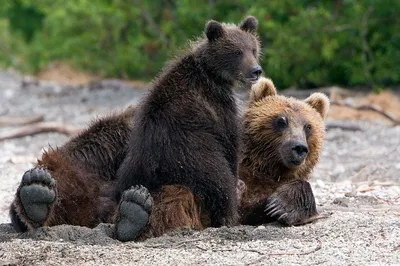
234, 50, 243, 56
252, 49, 257, 56
304, 123, 312, 136
274, 116, 288, 130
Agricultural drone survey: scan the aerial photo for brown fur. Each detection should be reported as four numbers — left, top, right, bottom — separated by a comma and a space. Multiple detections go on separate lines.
137, 179, 246, 239
138, 185, 203, 240
136, 77, 329, 228
136, 77, 329, 230
239, 77, 329, 225
115, 16, 261, 229
11, 105, 207, 238
10, 107, 134, 231
10, 16, 262, 240
39, 150, 118, 227
10, 76, 329, 239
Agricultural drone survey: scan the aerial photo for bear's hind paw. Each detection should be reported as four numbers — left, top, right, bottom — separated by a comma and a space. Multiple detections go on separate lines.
115, 185, 153, 242
18, 167, 56, 226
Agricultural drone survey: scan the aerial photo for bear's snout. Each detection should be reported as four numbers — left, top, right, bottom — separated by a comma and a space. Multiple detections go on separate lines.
280, 140, 309, 168
251, 66, 262, 80
292, 141, 308, 158
245, 64, 262, 84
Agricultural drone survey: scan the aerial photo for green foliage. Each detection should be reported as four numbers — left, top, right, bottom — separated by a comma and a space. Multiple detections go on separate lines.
7, 0, 45, 42
0, 0, 399, 88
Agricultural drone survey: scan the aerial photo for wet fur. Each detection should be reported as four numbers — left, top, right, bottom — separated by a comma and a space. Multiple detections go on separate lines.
10, 16, 261, 238
239, 78, 329, 225
10, 75, 328, 238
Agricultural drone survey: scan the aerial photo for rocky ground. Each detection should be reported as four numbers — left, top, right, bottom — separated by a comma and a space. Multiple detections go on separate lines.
0, 69, 399, 265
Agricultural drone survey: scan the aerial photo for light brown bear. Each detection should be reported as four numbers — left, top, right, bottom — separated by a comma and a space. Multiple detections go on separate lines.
239, 77, 330, 226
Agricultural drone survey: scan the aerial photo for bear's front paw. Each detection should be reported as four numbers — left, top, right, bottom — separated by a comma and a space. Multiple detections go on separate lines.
115, 185, 153, 242
264, 180, 319, 226
18, 167, 56, 225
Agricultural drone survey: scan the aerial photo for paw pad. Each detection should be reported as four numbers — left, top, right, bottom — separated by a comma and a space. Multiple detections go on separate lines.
121, 185, 153, 212
21, 167, 56, 188
116, 185, 153, 242
18, 167, 56, 224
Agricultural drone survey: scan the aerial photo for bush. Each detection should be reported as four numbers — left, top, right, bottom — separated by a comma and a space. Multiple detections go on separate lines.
0, 0, 399, 89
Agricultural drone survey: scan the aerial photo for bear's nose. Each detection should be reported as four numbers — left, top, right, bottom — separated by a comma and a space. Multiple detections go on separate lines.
251, 66, 262, 79
292, 142, 308, 157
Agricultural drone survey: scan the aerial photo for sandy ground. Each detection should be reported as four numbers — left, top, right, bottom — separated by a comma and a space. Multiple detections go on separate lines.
0, 70, 399, 265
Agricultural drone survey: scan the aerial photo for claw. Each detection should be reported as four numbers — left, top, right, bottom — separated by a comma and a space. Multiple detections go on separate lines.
266, 206, 282, 217
278, 213, 288, 221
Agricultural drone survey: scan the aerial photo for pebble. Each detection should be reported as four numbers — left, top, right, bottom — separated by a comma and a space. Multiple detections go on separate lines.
331, 165, 345, 176
315, 179, 325, 189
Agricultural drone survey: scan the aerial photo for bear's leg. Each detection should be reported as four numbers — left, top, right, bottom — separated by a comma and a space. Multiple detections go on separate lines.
10, 167, 56, 231
41, 150, 117, 227
115, 185, 153, 242
115, 185, 204, 242
140, 185, 203, 240
199, 175, 238, 227
11, 149, 116, 231
264, 180, 321, 226
142, 180, 246, 239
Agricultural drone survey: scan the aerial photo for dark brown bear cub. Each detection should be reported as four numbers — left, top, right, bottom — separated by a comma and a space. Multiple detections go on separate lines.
10, 16, 262, 242
115, 16, 261, 241
239, 77, 330, 226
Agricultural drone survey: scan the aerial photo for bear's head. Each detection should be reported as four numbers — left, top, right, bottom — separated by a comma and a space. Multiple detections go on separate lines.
198, 16, 262, 84
242, 77, 330, 181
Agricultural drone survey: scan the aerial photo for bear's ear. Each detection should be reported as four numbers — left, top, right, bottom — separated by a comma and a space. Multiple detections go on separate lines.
206, 20, 225, 41
304, 93, 330, 119
250, 77, 277, 102
240, 16, 258, 34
